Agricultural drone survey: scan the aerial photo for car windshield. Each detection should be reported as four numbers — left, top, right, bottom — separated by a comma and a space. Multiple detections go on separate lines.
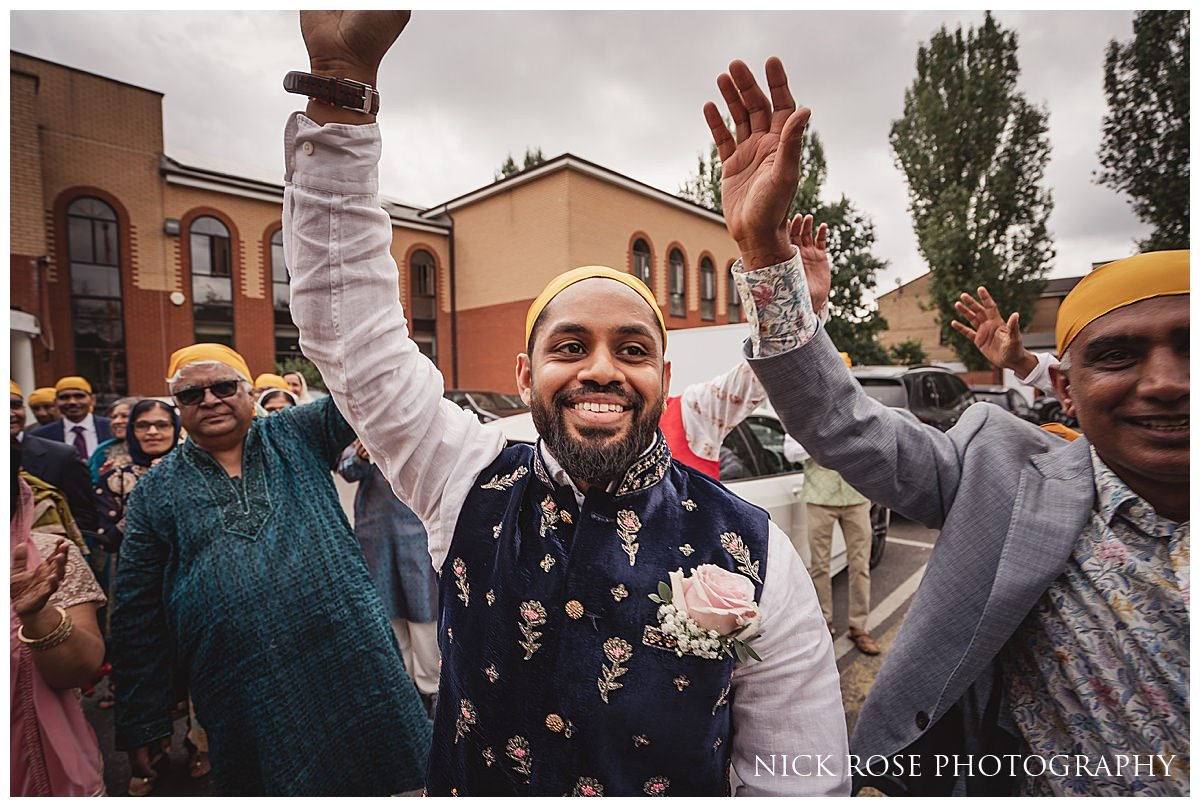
856, 379, 907, 408
472, 392, 527, 412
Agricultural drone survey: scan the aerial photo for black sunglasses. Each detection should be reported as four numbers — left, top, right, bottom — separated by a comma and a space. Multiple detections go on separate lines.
174, 379, 242, 407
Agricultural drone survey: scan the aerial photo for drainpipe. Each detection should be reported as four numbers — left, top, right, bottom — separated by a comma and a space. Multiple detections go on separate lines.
445, 211, 458, 388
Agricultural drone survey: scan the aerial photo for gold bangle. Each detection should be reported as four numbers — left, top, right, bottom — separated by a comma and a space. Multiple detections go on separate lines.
17, 605, 74, 651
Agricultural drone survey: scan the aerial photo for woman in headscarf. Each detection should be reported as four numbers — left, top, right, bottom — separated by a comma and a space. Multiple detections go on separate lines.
88, 397, 139, 483
97, 400, 182, 547
10, 440, 108, 796
281, 370, 313, 404
257, 388, 298, 413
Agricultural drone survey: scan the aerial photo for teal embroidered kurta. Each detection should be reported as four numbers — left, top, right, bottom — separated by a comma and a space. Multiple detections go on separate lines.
111, 397, 432, 795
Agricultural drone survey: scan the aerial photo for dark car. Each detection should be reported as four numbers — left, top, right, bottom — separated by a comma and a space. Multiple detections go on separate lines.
970, 385, 1039, 424
851, 364, 977, 432
444, 390, 529, 423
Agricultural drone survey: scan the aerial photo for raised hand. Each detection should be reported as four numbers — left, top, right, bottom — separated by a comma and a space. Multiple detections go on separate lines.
704, 58, 810, 270
11, 539, 68, 617
300, 11, 411, 81
950, 286, 1037, 377
789, 214, 830, 314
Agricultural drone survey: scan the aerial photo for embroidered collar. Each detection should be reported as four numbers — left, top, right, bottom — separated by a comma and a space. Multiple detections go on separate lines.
180, 421, 274, 540
535, 430, 672, 504
1090, 446, 1181, 538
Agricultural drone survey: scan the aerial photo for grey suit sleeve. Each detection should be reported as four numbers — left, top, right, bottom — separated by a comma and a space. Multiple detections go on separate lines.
748, 329, 972, 529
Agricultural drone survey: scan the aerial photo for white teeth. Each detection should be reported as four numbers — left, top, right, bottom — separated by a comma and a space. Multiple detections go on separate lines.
573, 402, 625, 413
1133, 417, 1188, 430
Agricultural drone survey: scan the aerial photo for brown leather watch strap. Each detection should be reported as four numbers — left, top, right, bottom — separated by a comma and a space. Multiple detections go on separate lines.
283, 71, 380, 115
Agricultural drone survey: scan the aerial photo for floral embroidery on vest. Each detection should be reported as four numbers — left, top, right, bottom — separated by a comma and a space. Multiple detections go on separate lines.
484, 664, 499, 683
570, 777, 604, 796
539, 553, 556, 573
482, 747, 495, 767
616, 509, 642, 566
610, 584, 629, 602
518, 601, 547, 660
454, 699, 476, 743
452, 557, 470, 605
643, 776, 669, 796
673, 675, 690, 692
539, 496, 560, 538
678, 543, 695, 556
720, 532, 762, 584
633, 735, 650, 748
481, 466, 527, 490
486, 589, 495, 606
681, 499, 697, 511
505, 735, 532, 782
597, 637, 633, 703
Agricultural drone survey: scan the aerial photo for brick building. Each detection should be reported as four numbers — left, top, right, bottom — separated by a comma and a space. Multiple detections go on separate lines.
11, 52, 747, 401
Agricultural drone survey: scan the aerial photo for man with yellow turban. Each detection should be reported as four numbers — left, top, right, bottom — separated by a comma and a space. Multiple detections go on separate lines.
279, 10, 848, 798
29, 376, 112, 462
27, 387, 60, 427
109, 342, 431, 795
696, 53, 1188, 796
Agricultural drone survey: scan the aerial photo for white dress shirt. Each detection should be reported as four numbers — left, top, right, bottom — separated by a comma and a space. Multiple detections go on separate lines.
678, 361, 767, 462
1019, 351, 1060, 395
282, 112, 849, 796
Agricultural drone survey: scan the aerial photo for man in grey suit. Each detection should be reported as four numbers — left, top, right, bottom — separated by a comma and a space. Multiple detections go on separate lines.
703, 61, 1188, 796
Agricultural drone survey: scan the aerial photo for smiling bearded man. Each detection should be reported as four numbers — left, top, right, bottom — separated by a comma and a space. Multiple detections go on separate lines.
281, 10, 847, 797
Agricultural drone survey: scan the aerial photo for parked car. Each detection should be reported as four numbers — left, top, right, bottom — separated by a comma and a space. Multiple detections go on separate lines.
850, 364, 976, 431
479, 406, 889, 578
970, 385, 1040, 424
1031, 395, 1079, 429
444, 390, 529, 423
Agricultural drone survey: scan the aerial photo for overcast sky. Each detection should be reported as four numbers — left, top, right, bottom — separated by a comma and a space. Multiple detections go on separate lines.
11, 9, 1152, 297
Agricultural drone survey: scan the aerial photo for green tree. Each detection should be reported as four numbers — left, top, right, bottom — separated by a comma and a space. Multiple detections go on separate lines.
496, 147, 546, 180
890, 12, 1054, 370
1097, 11, 1189, 251
680, 129, 891, 364
275, 355, 326, 391
888, 338, 929, 366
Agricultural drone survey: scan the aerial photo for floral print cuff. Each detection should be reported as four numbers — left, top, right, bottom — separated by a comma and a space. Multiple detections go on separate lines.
731, 246, 820, 358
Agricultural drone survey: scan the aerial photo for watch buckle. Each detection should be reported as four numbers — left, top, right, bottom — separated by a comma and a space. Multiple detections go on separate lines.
342, 78, 377, 114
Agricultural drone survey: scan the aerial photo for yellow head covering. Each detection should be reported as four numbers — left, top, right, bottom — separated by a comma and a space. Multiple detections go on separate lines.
839, 352, 852, 368
10, 381, 22, 398
1056, 250, 1189, 356
29, 388, 57, 406
167, 343, 252, 382
54, 376, 93, 395
524, 266, 666, 349
254, 372, 290, 391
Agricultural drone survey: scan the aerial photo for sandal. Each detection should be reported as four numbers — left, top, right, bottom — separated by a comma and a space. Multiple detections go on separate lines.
189, 750, 212, 779
848, 627, 881, 656
128, 776, 154, 797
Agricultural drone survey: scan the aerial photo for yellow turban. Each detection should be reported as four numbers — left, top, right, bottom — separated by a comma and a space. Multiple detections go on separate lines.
1056, 250, 1189, 356
10, 381, 22, 397
54, 376, 93, 395
524, 266, 666, 348
839, 352, 852, 368
29, 388, 56, 406
167, 343, 252, 382
254, 372, 290, 391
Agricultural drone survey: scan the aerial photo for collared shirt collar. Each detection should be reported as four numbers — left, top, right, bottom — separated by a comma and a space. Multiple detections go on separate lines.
64, 412, 96, 435
537, 438, 659, 509
1089, 445, 1182, 537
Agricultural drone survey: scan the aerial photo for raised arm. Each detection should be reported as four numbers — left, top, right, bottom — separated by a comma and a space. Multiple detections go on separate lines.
284, 11, 504, 565
705, 59, 969, 527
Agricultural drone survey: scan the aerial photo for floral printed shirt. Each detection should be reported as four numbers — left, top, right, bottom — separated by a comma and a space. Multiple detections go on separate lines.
1005, 447, 1190, 796
730, 247, 819, 358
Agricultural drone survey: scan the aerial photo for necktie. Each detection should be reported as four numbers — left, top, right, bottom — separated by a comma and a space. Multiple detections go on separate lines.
71, 425, 88, 460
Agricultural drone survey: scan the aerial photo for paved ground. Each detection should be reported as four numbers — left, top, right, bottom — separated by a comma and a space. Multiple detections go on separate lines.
84, 513, 937, 796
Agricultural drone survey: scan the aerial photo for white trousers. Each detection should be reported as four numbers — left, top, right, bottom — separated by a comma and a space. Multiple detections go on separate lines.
391, 618, 440, 696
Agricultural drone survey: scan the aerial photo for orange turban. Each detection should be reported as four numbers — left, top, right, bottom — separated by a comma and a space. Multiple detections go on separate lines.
1056, 250, 1189, 356
254, 373, 290, 391
28, 388, 57, 406
524, 266, 666, 348
167, 343, 252, 382
54, 376, 93, 395
10, 381, 22, 398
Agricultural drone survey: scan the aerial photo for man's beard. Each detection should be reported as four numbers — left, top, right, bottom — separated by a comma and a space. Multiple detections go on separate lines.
531, 381, 663, 488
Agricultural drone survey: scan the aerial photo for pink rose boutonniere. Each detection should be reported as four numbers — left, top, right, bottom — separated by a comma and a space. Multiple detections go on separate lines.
648, 565, 762, 662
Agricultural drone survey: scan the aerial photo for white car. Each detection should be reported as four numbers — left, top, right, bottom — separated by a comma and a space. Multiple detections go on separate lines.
479, 408, 889, 578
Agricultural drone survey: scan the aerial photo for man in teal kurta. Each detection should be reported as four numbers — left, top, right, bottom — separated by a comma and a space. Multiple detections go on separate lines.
110, 344, 431, 795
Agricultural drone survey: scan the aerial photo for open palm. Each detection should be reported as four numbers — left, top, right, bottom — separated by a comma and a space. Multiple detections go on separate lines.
11, 540, 68, 617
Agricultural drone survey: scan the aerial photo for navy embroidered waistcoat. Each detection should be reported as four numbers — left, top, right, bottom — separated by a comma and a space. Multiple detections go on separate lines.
426, 432, 769, 796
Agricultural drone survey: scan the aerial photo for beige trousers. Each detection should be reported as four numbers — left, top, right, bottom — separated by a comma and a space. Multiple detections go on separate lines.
806, 502, 872, 630
391, 618, 440, 696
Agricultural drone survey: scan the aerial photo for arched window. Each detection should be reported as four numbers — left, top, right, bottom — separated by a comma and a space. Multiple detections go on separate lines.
67, 197, 127, 395
700, 257, 716, 321
727, 262, 742, 323
190, 216, 234, 346
409, 249, 438, 364
668, 248, 686, 317
270, 229, 300, 362
631, 238, 652, 289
